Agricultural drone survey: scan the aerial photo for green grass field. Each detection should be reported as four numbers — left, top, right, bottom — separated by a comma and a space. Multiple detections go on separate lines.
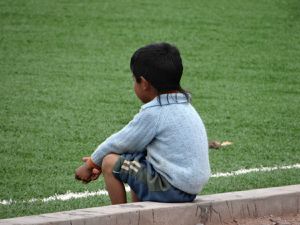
1, 0, 299, 219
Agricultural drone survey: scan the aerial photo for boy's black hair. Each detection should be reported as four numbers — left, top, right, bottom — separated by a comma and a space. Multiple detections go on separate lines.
130, 42, 188, 96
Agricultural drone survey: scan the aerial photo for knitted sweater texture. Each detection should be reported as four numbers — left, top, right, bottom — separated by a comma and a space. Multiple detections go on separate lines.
91, 93, 211, 194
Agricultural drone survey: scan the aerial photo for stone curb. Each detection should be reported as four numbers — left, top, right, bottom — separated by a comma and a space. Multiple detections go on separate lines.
1, 185, 299, 225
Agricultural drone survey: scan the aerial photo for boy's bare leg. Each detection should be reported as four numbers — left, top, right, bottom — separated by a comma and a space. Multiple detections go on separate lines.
102, 154, 127, 204
131, 189, 140, 202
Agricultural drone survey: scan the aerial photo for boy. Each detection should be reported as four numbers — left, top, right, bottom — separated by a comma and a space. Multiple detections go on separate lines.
75, 42, 211, 204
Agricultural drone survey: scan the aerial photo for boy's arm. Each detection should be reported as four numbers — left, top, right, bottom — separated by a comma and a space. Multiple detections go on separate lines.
91, 109, 159, 168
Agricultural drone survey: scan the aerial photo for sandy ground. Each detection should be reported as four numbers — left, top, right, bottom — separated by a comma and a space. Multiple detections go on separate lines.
222, 213, 300, 225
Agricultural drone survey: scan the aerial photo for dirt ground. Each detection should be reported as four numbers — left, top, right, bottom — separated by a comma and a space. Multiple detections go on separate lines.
222, 213, 300, 225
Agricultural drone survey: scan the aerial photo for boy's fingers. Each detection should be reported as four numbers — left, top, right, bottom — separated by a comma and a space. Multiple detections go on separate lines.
75, 171, 84, 181
75, 169, 81, 180
75, 174, 81, 180
92, 168, 101, 174
91, 173, 100, 180
88, 168, 100, 181
75, 173, 91, 183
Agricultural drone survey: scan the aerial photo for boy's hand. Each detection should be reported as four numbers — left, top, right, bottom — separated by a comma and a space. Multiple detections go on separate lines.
75, 157, 101, 183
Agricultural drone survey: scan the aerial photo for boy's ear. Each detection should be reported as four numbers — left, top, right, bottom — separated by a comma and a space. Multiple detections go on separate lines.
140, 76, 151, 90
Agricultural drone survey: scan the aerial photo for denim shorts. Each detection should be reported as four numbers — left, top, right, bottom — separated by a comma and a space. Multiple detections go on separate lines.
112, 152, 196, 203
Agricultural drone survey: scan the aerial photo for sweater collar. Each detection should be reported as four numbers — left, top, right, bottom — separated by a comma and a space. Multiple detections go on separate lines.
141, 93, 191, 110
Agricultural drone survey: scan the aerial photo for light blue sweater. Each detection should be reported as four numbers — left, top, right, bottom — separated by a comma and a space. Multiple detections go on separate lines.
91, 93, 211, 194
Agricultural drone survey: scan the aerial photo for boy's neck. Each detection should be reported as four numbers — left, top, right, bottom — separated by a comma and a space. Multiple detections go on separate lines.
160, 90, 179, 94
142, 90, 180, 104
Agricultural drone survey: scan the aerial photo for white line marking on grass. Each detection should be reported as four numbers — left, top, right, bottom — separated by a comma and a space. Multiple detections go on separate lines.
0, 186, 131, 206
0, 190, 108, 206
211, 163, 300, 178
1, 164, 299, 206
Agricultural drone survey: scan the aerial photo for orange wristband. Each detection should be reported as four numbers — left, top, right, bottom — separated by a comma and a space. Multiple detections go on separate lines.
86, 157, 101, 170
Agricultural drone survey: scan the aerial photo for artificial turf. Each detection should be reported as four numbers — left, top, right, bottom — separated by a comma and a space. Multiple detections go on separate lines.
0, 0, 299, 219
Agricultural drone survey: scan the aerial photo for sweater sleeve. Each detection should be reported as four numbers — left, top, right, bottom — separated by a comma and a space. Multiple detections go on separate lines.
91, 109, 158, 167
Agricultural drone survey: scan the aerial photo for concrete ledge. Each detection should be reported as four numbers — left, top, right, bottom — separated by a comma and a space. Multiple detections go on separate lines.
1, 185, 299, 225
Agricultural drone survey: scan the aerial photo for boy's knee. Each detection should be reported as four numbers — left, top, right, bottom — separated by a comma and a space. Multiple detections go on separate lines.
102, 154, 120, 174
